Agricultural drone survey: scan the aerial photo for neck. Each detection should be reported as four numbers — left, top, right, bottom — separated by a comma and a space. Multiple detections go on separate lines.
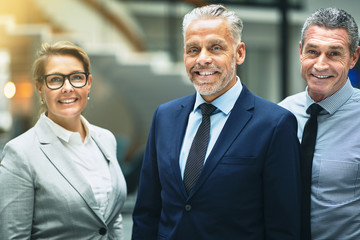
47, 113, 86, 141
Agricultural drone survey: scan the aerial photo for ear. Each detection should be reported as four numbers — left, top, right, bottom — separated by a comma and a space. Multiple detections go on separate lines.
36, 81, 44, 98
183, 46, 186, 62
235, 42, 246, 65
87, 74, 93, 94
299, 41, 303, 60
350, 46, 360, 69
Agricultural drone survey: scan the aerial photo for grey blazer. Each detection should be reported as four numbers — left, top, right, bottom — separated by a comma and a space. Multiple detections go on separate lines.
0, 116, 127, 240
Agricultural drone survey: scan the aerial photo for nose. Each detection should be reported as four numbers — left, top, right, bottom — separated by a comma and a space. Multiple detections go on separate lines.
313, 54, 329, 71
196, 48, 212, 65
62, 78, 74, 92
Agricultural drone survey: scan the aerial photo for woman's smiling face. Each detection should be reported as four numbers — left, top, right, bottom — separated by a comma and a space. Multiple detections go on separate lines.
37, 54, 92, 125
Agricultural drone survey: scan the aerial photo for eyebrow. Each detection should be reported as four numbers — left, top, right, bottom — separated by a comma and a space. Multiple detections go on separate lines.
185, 39, 227, 49
185, 42, 199, 49
329, 45, 345, 51
305, 43, 345, 51
208, 39, 226, 46
46, 70, 85, 75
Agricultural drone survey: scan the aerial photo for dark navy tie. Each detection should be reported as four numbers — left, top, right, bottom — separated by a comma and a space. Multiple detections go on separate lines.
301, 103, 323, 240
183, 103, 217, 194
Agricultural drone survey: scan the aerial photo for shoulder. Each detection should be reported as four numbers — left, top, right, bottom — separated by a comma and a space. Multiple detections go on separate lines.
252, 94, 296, 122
232, 92, 298, 134
152, 94, 195, 119
88, 122, 116, 145
246, 96, 299, 138
158, 94, 194, 110
238, 84, 295, 120
89, 123, 113, 136
3, 127, 38, 153
1, 127, 38, 174
350, 87, 360, 101
278, 91, 306, 112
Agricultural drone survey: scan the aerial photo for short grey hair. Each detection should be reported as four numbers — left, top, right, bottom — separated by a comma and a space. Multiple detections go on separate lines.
300, 8, 359, 55
182, 4, 243, 45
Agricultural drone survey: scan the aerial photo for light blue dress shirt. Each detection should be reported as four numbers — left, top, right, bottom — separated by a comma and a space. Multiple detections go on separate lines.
279, 80, 360, 240
179, 77, 242, 179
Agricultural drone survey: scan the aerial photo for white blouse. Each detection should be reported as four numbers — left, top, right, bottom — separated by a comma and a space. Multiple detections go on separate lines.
41, 113, 112, 217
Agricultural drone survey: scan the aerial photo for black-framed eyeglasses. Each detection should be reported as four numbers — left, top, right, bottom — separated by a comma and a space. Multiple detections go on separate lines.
42, 72, 90, 90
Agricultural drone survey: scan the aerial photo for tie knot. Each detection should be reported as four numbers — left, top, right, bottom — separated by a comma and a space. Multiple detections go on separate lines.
199, 103, 217, 116
308, 103, 323, 116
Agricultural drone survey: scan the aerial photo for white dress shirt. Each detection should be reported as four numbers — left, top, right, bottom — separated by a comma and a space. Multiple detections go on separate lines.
42, 113, 112, 216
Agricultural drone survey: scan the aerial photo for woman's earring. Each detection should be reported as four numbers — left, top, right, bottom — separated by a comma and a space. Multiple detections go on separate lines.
41, 99, 44, 104
87, 94, 90, 100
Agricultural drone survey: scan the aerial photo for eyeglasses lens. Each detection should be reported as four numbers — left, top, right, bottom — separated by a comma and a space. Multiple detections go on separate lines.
46, 73, 87, 89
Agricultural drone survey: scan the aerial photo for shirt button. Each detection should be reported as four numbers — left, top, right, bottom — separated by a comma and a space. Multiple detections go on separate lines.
99, 227, 107, 235
185, 204, 192, 212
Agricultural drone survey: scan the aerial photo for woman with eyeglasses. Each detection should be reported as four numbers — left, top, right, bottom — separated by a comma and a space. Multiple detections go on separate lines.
0, 41, 127, 239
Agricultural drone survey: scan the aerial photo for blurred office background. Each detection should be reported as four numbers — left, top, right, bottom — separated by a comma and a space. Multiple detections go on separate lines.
1, 0, 360, 238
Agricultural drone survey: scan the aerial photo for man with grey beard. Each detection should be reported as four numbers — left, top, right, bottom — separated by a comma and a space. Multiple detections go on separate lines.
280, 7, 360, 240
132, 4, 301, 240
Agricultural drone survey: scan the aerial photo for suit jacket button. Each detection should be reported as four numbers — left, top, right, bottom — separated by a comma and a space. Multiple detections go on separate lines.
99, 227, 107, 235
185, 204, 192, 211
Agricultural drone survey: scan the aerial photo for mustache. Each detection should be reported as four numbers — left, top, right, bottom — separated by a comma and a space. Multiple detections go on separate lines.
190, 64, 220, 72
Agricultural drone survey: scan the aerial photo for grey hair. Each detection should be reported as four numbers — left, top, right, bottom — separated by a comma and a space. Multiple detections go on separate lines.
301, 8, 359, 55
182, 4, 243, 45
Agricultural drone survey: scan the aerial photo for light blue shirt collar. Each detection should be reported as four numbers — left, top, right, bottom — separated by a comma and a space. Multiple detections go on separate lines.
305, 79, 354, 115
193, 76, 242, 115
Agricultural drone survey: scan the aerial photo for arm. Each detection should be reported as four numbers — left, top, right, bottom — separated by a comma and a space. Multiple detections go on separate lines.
0, 143, 35, 239
263, 111, 301, 240
131, 108, 162, 240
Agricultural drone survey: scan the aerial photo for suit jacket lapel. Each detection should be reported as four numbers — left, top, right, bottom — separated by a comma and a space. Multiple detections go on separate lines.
90, 129, 124, 223
103, 160, 122, 222
189, 85, 255, 196
34, 118, 105, 223
172, 95, 196, 198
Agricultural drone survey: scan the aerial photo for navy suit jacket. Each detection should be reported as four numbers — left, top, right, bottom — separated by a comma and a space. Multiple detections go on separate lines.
132, 85, 301, 240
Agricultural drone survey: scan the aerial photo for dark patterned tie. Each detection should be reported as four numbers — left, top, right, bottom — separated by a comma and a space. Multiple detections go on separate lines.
183, 103, 217, 194
301, 103, 323, 240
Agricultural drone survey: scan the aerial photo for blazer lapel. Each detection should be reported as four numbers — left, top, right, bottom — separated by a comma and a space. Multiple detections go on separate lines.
189, 85, 255, 196
90, 129, 125, 223
34, 118, 105, 223
103, 160, 122, 222
172, 95, 196, 198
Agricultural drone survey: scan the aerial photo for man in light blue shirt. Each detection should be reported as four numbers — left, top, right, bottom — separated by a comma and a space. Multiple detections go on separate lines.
280, 7, 360, 240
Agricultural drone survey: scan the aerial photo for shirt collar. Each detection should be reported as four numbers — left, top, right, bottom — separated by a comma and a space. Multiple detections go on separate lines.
193, 76, 243, 115
305, 79, 354, 115
41, 113, 91, 145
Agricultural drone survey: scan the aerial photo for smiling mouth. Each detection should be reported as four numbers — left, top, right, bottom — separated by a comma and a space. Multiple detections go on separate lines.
59, 98, 77, 104
195, 71, 217, 76
311, 74, 333, 79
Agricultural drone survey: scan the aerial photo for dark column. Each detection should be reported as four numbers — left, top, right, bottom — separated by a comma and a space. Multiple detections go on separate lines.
279, 0, 289, 99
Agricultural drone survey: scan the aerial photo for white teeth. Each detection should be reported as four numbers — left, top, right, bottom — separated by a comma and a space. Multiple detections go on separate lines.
313, 74, 331, 79
60, 99, 76, 103
198, 72, 215, 76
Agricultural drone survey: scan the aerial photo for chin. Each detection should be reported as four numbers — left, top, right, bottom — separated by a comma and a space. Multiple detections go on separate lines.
194, 85, 216, 96
60, 109, 83, 117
